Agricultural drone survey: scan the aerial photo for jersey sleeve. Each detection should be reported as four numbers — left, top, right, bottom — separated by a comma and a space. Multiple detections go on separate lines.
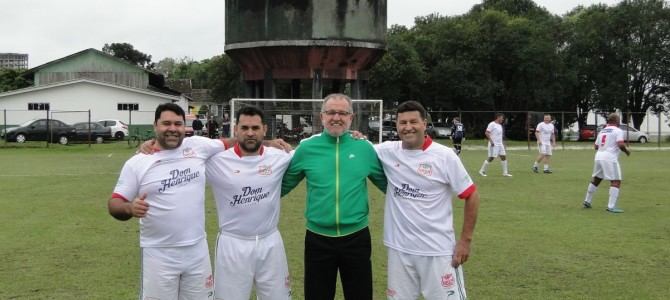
112, 160, 140, 202
444, 153, 476, 200
615, 128, 625, 142
281, 147, 305, 197
485, 122, 494, 133
188, 136, 226, 158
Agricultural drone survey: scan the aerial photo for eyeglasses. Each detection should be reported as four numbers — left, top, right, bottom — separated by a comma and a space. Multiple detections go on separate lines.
322, 110, 352, 116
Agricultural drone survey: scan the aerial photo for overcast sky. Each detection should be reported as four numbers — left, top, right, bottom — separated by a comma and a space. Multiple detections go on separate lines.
1, 0, 621, 68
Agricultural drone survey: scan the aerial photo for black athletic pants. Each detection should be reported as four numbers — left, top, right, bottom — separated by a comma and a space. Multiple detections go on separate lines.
304, 227, 372, 300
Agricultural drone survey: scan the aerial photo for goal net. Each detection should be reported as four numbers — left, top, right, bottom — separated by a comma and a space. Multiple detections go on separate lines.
230, 98, 385, 143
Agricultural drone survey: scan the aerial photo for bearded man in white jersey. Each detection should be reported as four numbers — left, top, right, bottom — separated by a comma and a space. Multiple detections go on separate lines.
583, 113, 630, 213
532, 114, 556, 174
206, 106, 293, 300
375, 101, 480, 299
479, 113, 512, 177
108, 103, 226, 300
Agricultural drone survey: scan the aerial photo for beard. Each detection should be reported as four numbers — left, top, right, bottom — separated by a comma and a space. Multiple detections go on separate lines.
239, 138, 262, 153
156, 131, 183, 150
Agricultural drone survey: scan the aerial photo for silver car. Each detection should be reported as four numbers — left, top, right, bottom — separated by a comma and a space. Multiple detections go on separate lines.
598, 124, 649, 143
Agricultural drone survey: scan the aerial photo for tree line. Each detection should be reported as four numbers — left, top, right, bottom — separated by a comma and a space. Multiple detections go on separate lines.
2, 0, 667, 130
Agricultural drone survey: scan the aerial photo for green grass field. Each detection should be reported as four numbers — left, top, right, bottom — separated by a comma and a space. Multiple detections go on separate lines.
1, 140, 669, 299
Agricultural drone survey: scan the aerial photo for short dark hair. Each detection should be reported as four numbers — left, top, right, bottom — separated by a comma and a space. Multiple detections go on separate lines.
155, 103, 185, 123
495, 112, 505, 119
236, 106, 265, 124
396, 101, 427, 119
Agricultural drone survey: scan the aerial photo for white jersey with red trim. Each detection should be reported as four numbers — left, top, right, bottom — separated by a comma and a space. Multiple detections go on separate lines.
594, 125, 625, 162
375, 138, 476, 256
112, 136, 224, 247
535, 122, 555, 145
486, 121, 504, 146
206, 145, 292, 237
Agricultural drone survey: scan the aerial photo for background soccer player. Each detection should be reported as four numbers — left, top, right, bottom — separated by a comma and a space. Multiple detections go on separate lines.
533, 114, 556, 173
479, 113, 512, 177
583, 113, 630, 213
451, 117, 465, 155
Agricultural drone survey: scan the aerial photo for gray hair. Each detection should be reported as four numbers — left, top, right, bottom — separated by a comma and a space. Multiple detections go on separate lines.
322, 93, 353, 113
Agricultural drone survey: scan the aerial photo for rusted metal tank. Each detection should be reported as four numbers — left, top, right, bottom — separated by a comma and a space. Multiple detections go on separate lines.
225, 0, 387, 98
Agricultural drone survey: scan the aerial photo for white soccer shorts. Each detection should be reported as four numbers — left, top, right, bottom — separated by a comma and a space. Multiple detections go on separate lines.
214, 230, 291, 300
140, 238, 213, 300
592, 160, 622, 181
386, 248, 466, 300
537, 143, 552, 155
488, 144, 506, 157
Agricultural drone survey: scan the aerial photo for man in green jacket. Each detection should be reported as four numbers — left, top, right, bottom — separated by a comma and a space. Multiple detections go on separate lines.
282, 93, 387, 299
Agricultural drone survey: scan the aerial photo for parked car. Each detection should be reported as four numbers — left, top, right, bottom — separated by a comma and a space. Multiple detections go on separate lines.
580, 124, 649, 143
1, 118, 76, 145
427, 122, 451, 138
369, 120, 399, 142
97, 119, 129, 140
72, 122, 113, 143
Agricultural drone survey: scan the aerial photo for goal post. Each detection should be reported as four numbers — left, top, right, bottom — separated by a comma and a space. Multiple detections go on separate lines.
230, 98, 384, 143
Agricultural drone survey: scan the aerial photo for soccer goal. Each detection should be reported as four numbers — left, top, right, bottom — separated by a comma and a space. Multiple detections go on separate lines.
230, 98, 384, 143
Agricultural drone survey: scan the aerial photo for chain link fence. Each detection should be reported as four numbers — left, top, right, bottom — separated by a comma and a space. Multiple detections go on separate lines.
2, 108, 668, 148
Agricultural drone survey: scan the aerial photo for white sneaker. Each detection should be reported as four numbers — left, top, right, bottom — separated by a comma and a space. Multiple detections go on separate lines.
502, 173, 513, 177
478, 170, 487, 177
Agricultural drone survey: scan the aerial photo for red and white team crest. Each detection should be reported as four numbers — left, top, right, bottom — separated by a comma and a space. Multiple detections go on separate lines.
417, 163, 432, 176
258, 165, 272, 176
284, 275, 291, 288
182, 147, 195, 158
441, 273, 455, 288
386, 288, 397, 297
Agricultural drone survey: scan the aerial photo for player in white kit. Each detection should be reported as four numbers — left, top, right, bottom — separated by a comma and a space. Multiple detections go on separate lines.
583, 113, 630, 213
108, 103, 226, 300
376, 101, 480, 300
479, 113, 512, 177
206, 106, 293, 300
533, 114, 556, 174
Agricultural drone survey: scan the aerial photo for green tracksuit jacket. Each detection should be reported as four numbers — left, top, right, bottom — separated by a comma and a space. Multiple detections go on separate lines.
281, 130, 387, 237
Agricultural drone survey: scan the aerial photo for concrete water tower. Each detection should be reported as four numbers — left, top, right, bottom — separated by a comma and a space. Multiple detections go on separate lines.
225, 0, 387, 99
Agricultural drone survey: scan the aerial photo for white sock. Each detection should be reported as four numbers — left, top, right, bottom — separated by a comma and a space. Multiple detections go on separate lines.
584, 183, 597, 203
544, 164, 549, 170
608, 187, 620, 209
533, 162, 538, 167
502, 160, 509, 174
480, 160, 489, 173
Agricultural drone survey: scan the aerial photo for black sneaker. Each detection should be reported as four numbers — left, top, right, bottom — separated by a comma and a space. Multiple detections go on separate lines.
543, 169, 553, 174
583, 201, 592, 209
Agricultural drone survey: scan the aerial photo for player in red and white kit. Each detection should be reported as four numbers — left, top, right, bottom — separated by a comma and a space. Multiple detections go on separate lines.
479, 113, 512, 177
583, 113, 630, 213
533, 114, 556, 173
375, 101, 480, 300
108, 103, 225, 300
206, 106, 293, 300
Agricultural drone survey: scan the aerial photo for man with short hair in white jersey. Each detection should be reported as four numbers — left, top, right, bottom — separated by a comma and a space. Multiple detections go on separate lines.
533, 114, 556, 174
108, 103, 226, 300
479, 113, 512, 177
583, 113, 630, 213
206, 106, 293, 300
375, 101, 480, 299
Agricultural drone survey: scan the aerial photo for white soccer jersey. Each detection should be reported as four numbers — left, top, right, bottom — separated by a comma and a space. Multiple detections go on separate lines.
536, 122, 555, 145
206, 145, 292, 237
594, 125, 625, 162
486, 121, 504, 146
112, 136, 224, 247
375, 138, 476, 256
